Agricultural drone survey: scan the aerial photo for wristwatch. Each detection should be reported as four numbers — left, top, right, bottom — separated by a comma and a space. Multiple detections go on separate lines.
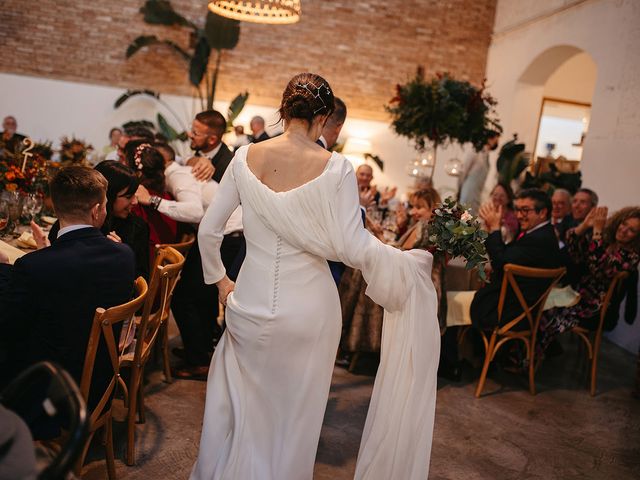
149, 195, 162, 210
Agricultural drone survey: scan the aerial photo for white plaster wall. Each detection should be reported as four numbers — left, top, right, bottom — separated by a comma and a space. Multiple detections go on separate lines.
543, 51, 596, 103
487, 0, 640, 353
0, 72, 467, 201
487, 0, 640, 211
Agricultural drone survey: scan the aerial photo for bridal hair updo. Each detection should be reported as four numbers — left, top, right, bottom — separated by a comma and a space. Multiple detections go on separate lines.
278, 73, 335, 126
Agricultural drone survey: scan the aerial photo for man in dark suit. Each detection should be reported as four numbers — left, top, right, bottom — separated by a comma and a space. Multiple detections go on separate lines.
317, 97, 349, 285
471, 188, 562, 330
249, 116, 270, 143
172, 110, 245, 379
0, 167, 135, 407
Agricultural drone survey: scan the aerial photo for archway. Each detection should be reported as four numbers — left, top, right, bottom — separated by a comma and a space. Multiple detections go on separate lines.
510, 45, 598, 169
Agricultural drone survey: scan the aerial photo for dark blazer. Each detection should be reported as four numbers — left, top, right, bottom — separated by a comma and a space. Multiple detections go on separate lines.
471, 222, 562, 330
210, 142, 234, 184
250, 131, 270, 144
0, 227, 135, 406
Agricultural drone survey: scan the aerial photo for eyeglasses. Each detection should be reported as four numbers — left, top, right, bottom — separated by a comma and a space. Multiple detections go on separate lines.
514, 207, 540, 215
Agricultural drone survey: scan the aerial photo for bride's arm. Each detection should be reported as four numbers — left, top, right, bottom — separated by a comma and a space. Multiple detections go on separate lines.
198, 160, 241, 286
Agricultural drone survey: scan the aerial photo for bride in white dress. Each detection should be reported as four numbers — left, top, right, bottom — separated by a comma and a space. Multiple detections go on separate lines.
190, 73, 440, 480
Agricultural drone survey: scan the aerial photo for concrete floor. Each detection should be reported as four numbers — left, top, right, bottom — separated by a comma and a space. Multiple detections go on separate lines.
83, 335, 640, 479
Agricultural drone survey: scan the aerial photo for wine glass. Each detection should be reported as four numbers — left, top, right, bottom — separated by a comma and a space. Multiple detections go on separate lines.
0, 202, 9, 237
23, 193, 44, 222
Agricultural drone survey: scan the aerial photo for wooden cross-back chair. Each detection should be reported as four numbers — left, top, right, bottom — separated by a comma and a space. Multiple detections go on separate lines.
119, 246, 185, 466
76, 277, 148, 479
475, 264, 566, 398
153, 235, 195, 382
570, 270, 629, 396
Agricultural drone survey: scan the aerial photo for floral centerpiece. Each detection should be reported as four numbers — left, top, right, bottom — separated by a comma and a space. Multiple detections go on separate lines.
59, 136, 93, 167
0, 140, 58, 194
428, 197, 489, 281
386, 67, 502, 177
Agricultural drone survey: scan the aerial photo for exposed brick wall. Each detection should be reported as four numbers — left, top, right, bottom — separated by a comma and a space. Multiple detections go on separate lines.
0, 0, 496, 120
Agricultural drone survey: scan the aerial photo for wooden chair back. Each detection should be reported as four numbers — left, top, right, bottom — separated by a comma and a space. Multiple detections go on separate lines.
154, 234, 195, 258
571, 270, 629, 396
135, 246, 185, 366
475, 264, 566, 397
79, 277, 148, 425
497, 264, 567, 336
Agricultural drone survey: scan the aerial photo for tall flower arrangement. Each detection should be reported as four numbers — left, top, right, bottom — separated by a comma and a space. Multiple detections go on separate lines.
386, 67, 502, 176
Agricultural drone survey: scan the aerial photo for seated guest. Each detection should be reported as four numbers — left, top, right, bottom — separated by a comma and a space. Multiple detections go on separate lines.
124, 141, 179, 258
339, 188, 447, 363
551, 188, 572, 235
537, 206, 640, 356
556, 187, 598, 241
471, 188, 561, 330
489, 182, 518, 243
47, 161, 150, 280
232, 125, 251, 151
0, 167, 135, 408
102, 127, 122, 158
249, 116, 270, 143
105, 125, 155, 163
0, 115, 26, 158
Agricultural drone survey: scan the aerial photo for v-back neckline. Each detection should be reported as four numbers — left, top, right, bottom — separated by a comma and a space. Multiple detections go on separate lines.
242, 146, 336, 195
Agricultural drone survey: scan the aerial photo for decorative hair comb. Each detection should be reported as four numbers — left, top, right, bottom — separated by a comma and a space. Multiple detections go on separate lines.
295, 82, 332, 114
134, 143, 152, 170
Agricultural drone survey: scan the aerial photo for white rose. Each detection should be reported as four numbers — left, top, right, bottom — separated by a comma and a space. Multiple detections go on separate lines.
460, 210, 473, 223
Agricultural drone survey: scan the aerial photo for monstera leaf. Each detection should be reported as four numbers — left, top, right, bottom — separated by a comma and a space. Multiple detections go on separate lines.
140, 0, 196, 29
114, 89, 160, 109
157, 113, 187, 141
204, 11, 240, 51
227, 92, 250, 129
189, 36, 211, 88
126, 35, 190, 61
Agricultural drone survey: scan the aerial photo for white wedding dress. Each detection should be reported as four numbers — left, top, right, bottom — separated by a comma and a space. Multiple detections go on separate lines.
190, 145, 440, 480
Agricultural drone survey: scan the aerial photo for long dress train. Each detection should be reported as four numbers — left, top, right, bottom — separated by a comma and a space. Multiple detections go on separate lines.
190, 146, 439, 480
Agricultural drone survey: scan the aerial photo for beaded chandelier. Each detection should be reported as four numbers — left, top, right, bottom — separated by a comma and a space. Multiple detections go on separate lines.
208, 1, 301, 24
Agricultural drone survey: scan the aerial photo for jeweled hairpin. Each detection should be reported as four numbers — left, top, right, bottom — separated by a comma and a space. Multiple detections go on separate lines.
134, 143, 151, 170
295, 82, 332, 114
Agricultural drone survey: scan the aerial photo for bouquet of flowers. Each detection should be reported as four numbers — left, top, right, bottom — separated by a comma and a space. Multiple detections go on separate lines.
428, 197, 489, 281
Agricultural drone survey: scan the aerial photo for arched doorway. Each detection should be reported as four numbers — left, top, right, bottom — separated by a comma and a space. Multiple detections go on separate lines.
510, 45, 597, 174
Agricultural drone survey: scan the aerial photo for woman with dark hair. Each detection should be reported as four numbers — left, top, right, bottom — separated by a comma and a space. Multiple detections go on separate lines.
190, 73, 439, 479
489, 182, 518, 243
47, 161, 150, 279
537, 206, 640, 355
124, 140, 178, 258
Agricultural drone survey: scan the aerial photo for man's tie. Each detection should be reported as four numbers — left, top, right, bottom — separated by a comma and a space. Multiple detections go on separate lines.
516, 231, 525, 241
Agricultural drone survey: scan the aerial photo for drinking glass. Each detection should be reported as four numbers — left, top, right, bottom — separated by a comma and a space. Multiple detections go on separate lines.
0, 202, 9, 237
23, 193, 44, 222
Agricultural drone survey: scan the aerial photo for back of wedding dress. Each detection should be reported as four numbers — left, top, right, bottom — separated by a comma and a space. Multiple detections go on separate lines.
194, 145, 440, 480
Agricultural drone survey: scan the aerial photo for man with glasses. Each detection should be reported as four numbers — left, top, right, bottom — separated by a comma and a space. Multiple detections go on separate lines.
470, 188, 562, 330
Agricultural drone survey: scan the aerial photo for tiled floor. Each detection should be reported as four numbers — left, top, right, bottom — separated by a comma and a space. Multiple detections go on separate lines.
83, 335, 640, 479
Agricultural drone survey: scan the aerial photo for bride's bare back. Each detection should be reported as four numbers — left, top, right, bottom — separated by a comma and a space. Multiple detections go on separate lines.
245, 133, 332, 193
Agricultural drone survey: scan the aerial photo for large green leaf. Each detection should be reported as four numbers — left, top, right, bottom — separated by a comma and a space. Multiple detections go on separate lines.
227, 91, 249, 128
114, 89, 160, 109
140, 0, 196, 29
189, 36, 211, 88
157, 113, 181, 141
204, 11, 240, 50
126, 35, 191, 61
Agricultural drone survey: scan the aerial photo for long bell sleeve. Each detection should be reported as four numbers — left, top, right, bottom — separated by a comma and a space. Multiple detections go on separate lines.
198, 159, 241, 284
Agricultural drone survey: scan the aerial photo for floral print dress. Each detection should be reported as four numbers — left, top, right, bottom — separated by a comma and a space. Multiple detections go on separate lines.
537, 230, 640, 354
